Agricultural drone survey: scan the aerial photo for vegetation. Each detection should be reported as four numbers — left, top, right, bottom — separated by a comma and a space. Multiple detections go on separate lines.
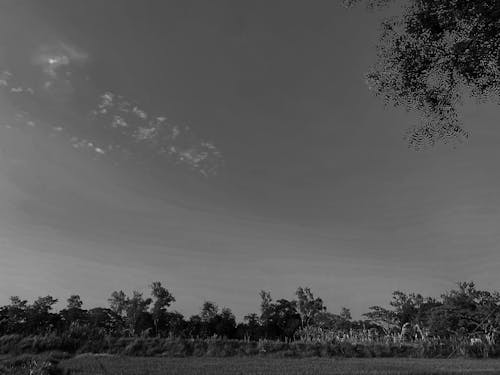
0, 351, 71, 375
57, 357, 500, 375
1, 281, 500, 361
344, 0, 500, 148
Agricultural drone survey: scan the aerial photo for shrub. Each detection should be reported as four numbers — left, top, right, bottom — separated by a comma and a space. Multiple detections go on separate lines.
4, 334, 500, 359
0, 334, 23, 354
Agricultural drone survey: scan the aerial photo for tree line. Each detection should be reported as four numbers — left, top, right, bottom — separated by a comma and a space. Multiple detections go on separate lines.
1, 282, 499, 342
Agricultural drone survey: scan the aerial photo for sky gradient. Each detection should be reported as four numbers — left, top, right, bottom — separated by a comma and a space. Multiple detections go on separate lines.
1, 0, 500, 319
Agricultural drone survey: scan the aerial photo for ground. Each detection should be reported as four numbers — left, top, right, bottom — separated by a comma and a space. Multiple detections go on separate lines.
59, 356, 500, 375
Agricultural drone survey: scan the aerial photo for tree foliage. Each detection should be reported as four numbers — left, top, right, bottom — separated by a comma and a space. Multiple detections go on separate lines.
2, 281, 500, 343
66, 295, 83, 310
344, 0, 500, 148
295, 287, 326, 328
149, 282, 175, 336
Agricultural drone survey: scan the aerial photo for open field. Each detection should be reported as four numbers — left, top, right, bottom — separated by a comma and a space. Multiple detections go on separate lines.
59, 356, 500, 375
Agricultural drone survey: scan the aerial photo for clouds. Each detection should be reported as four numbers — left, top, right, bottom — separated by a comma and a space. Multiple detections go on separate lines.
30, 42, 89, 99
90, 91, 223, 176
32, 42, 89, 78
0, 42, 223, 177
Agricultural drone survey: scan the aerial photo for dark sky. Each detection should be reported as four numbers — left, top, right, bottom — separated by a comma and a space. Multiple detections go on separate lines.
1, 0, 500, 318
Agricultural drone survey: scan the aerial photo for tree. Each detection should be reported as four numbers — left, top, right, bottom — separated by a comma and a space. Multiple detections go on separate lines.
108, 290, 152, 335
273, 299, 301, 339
258, 291, 302, 340
0, 297, 28, 334
162, 311, 186, 337
259, 290, 277, 338
388, 291, 440, 328
125, 291, 152, 336
363, 291, 440, 333
363, 305, 398, 333
313, 307, 353, 331
87, 307, 124, 335
186, 315, 203, 337
9, 296, 28, 310
258, 291, 299, 340
428, 282, 500, 338
295, 287, 326, 328
66, 295, 83, 310
344, 0, 500, 148
60, 295, 87, 327
108, 290, 128, 317
259, 290, 273, 323
28, 296, 60, 334
200, 301, 219, 323
239, 313, 261, 340
213, 307, 237, 338
198, 301, 220, 338
185, 302, 222, 339
340, 307, 352, 322
32, 296, 58, 314
149, 282, 175, 336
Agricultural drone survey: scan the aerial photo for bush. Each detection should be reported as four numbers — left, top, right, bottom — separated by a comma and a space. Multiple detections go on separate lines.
0, 353, 70, 375
3, 334, 500, 359
0, 334, 23, 354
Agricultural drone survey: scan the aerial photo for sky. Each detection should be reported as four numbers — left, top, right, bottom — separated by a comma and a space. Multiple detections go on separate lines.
1, 0, 500, 319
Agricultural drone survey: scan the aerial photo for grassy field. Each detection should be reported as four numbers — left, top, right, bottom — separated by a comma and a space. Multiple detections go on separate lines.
59, 355, 500, 375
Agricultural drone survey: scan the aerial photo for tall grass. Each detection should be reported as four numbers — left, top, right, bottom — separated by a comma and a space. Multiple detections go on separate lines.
0, 333, 497, 359
0, 351, 71, 375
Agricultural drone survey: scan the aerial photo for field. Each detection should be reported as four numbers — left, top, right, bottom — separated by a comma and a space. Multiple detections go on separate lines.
59, 356, 500, 375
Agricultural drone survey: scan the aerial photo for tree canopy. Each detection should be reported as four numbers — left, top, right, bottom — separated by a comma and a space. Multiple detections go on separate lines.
344, 0, 500, 148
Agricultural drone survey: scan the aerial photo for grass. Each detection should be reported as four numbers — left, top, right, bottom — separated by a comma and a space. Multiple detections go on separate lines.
59, 356, 500, 375
1, 335, 477, 358
1, 334, 499, 374
0, 351, 70, 374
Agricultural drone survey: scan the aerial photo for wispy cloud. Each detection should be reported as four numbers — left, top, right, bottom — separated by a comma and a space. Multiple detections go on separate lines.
31, 42, 89, 97
1, 43, 224, 177
32, 42, 89, 78
91, 91, 224, 176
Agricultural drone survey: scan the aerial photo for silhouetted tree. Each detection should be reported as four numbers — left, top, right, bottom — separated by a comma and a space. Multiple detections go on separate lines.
200, 301, 219, 323
66, 295, 83, 310
274, 299, 301, 339
186, 315, 203, 338
149, 282, 175, 336
314, 307, 353, 331
60, 295, 88, 329
162, 311, 186, 337
3, 280, 500, 343
238, 313, 261, 340
213, 307, 237, 338
0, 297, 28, 334
108, 290, 128, 316
428, 282, 500, 338
108, 290, 152, 335
125, 291, 152, 336
88, 307, 124, 335
363, 305, 398, 333
295, 287, 326, 328
26, 296, 60, 334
